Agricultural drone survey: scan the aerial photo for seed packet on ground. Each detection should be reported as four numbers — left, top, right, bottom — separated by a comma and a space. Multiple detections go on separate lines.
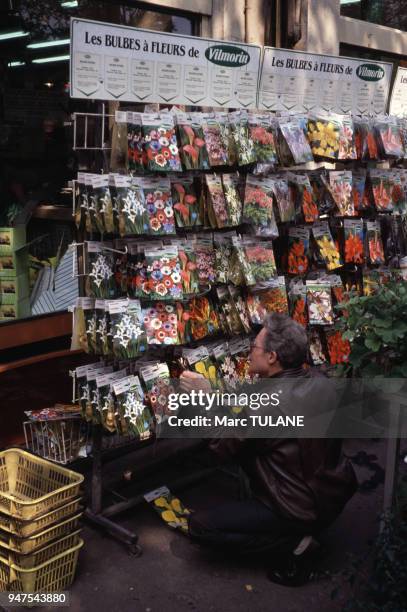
144, 486, 190, 534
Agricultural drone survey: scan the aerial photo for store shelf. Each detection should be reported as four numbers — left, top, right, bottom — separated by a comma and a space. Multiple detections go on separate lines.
0, 349, 83, 374
0, 312, 73, 351
32, 205, 73, 222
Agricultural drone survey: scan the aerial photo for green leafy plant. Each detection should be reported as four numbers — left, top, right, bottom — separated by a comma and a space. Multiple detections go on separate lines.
336, 278, 407, 377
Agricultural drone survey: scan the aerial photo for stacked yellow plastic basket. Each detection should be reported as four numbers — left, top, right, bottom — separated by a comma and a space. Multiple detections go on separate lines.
0, 449, 84, 593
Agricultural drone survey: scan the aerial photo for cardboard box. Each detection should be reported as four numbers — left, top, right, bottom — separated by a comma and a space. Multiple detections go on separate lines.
0, 249, 28, 278
0, 275, 30, 305
0, 226, 26, 255
0, 298, 30, 321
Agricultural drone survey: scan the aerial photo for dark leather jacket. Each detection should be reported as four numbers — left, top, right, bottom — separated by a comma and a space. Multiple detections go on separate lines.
209, 367, 358, 526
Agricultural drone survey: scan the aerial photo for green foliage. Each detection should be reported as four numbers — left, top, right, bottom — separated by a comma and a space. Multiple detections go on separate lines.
336, 279, 407, 377
338, 474, 407, 611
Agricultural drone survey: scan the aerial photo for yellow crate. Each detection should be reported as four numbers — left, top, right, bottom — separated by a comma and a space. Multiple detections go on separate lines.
0, 448, 84, 519
0, 498, 82, 537
0, 513, 82, 554
0, 538, 83, 593
1, 530, 82, 569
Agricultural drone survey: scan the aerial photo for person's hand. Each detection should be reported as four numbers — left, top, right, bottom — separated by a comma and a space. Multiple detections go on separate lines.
179, 370, 212, 394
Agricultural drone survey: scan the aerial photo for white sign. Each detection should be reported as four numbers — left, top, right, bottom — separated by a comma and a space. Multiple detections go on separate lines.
258, 47, 393, 115
70, 18, 261, 109
389, 66, 407, 116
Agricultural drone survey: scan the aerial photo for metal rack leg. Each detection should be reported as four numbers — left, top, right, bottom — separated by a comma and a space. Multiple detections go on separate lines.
86, 425, 141, 554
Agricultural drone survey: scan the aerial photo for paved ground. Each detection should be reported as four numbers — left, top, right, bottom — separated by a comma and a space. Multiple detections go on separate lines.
1, 438, 395, 612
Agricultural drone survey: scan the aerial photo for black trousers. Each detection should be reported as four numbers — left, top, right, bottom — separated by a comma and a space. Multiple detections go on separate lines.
188, 497, 316, 556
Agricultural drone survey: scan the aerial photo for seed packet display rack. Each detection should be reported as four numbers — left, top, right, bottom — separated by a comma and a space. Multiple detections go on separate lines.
70, 105, 407, 552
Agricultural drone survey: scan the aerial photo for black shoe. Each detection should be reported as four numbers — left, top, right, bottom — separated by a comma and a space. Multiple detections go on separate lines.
267, 537, 322, 587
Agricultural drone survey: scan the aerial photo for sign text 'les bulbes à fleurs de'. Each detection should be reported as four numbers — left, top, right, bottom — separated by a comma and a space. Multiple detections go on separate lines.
258, 48, 393, 115
70, 18, 394, 114
70, 18, 261, 109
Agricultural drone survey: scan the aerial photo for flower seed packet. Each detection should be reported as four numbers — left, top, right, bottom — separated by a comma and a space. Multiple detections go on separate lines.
182, 346, 218, 388
229, 285, 252, 333
288, 227, 310, 276
113, 375, 151, 439
246, 277, 288, 323
86, 242, 116, 299
291, 174, 319, 223
170, 176, 202, 228
81, 297, 96, 354
140, 363, 174, 423
312, 221, 342, 271
308, 328, 327, 365
370, 170, 394, 212
142, 113, 182, 172
84, 173, 100, 234
140, 176, 175, 235
338, 116, 357, 160
352, 169, 368, 212
95, 299, 109, 356
306, 281, 334, 325
307, 116, 341, 160
243, 175, 279, 238
116, 175, 148, 236
178, 242, 199, 295
206, 174, 229, 228
75, 173, 87, 231
216, 285, 246, 335
229, 110, 256, 166
248, 113, 278, 164
195, 237, 216, 284
222, 173, 243, 226
145, 245, 182, 300
344, 219, 364, 265
288, 282, 308, 328
109, 299, 147, 359
329, 171, 354, 216
218, 112, 238, 165
325, 328, 351, 365
189, 296, 220, 341
90, 175, 108, 234
201, 113, 228, 166
270, 176, 296, 223
97, 369, 129, 431
127, 112, 147, 173
142, 303, 179, 345
176, 112, 210, 171
375, 116, 404, 159
214, 233, 234, 284
279, 117, 313, 164
366, 220, 385, 265
243, 240, 277, 285
354, 118, 380, 160
84, 365, 113, 422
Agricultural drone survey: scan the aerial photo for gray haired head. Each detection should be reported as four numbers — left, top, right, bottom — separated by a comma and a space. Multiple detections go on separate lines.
263, 313, 308, 369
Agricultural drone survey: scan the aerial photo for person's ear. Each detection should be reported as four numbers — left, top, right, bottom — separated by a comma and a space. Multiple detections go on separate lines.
268, 351, 278, 365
